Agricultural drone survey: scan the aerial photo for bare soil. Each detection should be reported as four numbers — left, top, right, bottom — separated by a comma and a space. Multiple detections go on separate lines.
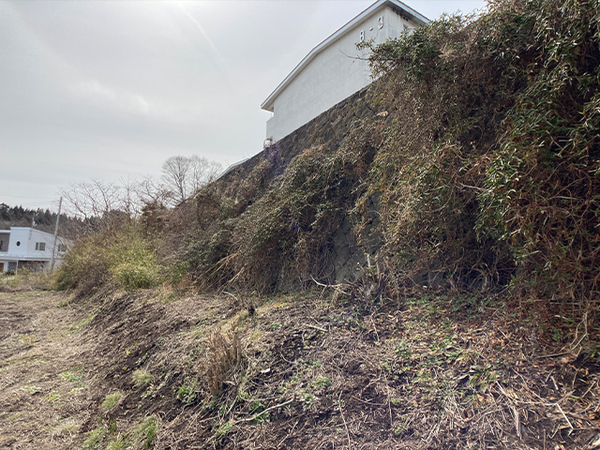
1, 287, 599, 449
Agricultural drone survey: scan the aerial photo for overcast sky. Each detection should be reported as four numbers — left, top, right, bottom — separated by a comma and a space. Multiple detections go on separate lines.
1, 0, 486, 211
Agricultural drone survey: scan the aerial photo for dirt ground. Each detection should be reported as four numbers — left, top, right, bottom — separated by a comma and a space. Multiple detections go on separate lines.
0, 289, 93, 449
1, 287, 599, 449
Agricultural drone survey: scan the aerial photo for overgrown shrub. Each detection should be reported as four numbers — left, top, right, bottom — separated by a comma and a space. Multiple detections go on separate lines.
363, 0, 600, 313
360, 8, 519, 290
54, 233, 112, 295
109, 230, 160, 290
86, 0, 599, 322
179, 158, 277, 290
478, 0, 600, 308
54, 224, 162, 294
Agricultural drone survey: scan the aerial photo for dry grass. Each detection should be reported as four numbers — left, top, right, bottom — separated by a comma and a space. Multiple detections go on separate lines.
1, 287, 598, 449
155, 290, 600, 449
207, 328, 241, 396
0, 270, 53, 292
0, 290, 92, 449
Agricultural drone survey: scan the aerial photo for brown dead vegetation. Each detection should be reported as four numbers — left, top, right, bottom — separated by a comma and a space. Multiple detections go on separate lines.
1, 287, 598, 449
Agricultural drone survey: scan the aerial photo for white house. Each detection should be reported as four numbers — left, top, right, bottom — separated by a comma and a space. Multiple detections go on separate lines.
261, 0, 428, 142
0, 227, 71, 274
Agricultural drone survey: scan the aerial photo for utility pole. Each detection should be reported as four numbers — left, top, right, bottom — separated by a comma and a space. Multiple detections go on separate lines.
50, 197, 63, 272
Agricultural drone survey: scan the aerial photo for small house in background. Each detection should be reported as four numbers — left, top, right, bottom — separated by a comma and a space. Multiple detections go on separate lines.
0, 227, 71, 274
261, 0, 428, 142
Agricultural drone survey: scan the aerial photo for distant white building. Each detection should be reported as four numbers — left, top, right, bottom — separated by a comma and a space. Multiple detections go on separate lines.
261, 0, 428, 142
0, 227, 71, 274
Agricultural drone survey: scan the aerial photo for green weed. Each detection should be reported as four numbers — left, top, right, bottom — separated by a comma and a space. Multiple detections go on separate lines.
134, 416, 159, 449
215, 421, 232, 437
131, 369, 152, 388
69, 312, 96, 332
101, 392, 122, 410
177, 383, 197, 404
18, 334, 36, 346
19, 385, 41, 394
390, 397, 403, 407
59, 367, 84, 383
105, 435, 128, 450
312, 376, 332, 391
82, 427, 107, 450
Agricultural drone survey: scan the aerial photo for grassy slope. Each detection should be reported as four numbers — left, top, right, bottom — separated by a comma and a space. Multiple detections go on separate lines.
2, 285, 598, 449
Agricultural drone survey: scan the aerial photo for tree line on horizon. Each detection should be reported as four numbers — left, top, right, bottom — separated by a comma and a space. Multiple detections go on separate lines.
0, 203, 86, 239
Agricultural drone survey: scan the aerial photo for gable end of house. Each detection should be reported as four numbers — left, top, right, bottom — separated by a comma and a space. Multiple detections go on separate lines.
261, 0, 428, 142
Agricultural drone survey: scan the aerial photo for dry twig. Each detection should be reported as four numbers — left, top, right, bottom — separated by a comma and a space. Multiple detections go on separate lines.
338, 392, 352, 449
234, 398, 294, 424
311, 275, 350, 295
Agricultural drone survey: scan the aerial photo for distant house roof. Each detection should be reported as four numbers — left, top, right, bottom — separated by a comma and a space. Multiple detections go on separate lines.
5, 226, 56, 238
261, 0, 429, 113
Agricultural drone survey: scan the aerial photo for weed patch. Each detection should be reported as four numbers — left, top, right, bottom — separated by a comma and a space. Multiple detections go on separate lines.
131, 369, 152, 388
207, 328, 241, 396
101, 392, 122, 411
55, 224, 163, 295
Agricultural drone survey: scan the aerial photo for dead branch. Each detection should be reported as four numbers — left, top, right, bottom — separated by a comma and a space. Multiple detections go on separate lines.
234, 398, 294, 424
310, 275, 350, 295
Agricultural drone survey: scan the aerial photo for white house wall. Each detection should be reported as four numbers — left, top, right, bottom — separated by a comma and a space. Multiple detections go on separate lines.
0, 227, 70, 273
265, 5, 417, 142
6, 228, 32, 257
27, 228, 59, 260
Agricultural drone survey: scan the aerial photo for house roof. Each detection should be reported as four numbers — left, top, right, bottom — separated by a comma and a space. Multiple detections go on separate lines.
2, 227, 71, 242
261, 0, 429, 112
9, 226, 54, 238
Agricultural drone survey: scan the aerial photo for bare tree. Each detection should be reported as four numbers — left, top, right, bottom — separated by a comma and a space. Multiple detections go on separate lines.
61, 179, 144, 233
121, 178, 142, 219
136, 176, 171, 207
60, 155, 222, 233
161, 155, 222, 206
189, 158, 222, 192
162, 156, 190, 205
62, 179, 118, 221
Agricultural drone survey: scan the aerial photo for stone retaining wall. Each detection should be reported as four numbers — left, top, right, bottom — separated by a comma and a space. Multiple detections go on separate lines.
214, 85, 382, 283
